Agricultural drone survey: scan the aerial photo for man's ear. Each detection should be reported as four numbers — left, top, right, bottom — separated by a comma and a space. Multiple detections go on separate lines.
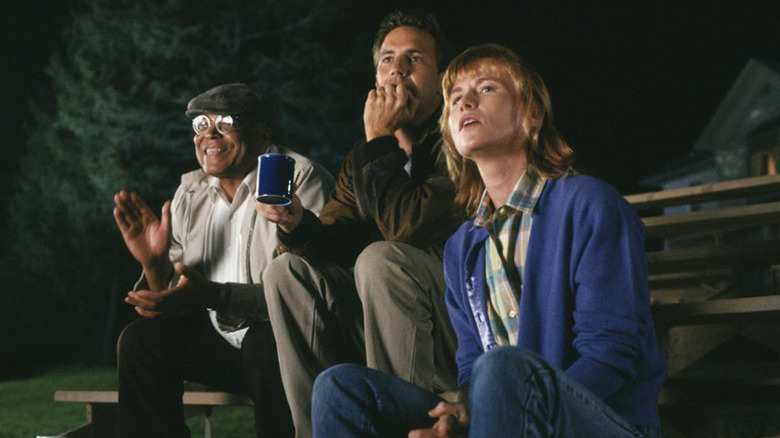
261, 127, 272, 144
249, 126, 273, 154
257, 127, 273, 154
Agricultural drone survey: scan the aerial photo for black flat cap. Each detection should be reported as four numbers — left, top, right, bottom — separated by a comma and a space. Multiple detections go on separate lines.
185, 83, 279, 125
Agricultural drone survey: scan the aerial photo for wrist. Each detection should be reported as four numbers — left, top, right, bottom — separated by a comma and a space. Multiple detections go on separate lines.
141, 260, 173, 290
365, 127, 394, 142
454, 387, 469, 404
142, 256, 171, 274
280, 212, 303, 234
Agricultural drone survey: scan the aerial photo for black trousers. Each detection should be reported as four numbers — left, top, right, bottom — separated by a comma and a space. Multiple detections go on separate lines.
116, 309, 293, 438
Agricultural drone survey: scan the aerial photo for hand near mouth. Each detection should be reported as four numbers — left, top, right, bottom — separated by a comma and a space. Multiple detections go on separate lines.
363, 82, 420, 141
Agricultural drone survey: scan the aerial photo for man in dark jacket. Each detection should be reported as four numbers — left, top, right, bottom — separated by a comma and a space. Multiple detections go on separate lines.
255, 11, 461, 438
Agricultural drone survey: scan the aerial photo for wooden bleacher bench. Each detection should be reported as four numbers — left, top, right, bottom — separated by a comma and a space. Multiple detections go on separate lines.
626, 173, 780, 437
51, 385, 252, 438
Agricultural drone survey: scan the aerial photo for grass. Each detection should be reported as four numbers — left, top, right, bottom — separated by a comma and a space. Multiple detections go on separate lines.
6, 359, 780, 437
0, 365, 256, 438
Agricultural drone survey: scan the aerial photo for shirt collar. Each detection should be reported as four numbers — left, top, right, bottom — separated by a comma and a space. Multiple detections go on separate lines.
474, 166, 547, 228
207, 167, 258, 205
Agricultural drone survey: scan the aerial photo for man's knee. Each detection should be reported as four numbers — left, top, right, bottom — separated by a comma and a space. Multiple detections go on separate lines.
355, 241, 438, 303
262, 253, 309, 299
263, 253, 305, 284
354, 242, 417, 291
314, 364, 370, 401
355, 241, 410, 273
314, 363, 354, 391
116, 318, 155, 363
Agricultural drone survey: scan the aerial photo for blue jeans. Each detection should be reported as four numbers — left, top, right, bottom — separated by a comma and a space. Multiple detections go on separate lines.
312, 347, 659, 438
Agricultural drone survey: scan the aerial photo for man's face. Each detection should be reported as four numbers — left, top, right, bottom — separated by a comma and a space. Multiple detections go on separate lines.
193, 113, 262, 180
375, 26, 442, 126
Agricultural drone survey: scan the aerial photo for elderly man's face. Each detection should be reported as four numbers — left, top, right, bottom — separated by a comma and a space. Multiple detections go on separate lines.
193, 113, 264, 180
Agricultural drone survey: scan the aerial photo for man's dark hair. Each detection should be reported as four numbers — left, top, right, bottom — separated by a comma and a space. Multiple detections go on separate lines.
371, 10, 451, 72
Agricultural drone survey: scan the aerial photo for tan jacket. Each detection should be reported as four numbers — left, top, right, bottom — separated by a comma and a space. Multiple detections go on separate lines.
136, 144, 334, 328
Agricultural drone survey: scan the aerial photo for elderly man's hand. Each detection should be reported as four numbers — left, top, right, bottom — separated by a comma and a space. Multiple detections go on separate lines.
113, 190, 173, 289
125, 263, 220, 318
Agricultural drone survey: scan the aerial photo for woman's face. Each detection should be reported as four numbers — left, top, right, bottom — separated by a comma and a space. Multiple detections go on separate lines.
446, 60, 529, 162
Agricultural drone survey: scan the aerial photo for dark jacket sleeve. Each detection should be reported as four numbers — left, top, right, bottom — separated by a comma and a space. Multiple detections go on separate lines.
280, 133, 461, 267
278, 145, 374, 267
353, 134, 459, 248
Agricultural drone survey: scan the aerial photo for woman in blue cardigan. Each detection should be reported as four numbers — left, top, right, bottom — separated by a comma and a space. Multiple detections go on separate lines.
311, 43, 666, 438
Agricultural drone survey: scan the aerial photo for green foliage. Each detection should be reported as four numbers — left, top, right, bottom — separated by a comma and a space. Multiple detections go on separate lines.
0, 366, 116, 438
1, 0, 371, 378
4, 366, 780, 438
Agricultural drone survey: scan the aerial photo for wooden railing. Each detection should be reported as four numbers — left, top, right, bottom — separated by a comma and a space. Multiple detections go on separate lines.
626, 173, 780, 437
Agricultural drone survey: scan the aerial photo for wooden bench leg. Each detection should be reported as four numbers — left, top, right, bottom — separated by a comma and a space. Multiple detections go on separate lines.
184, 405, 214, 437
204, 414, 212, 438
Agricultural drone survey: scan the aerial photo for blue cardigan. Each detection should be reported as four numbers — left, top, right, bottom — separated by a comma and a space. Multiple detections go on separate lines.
444, 175, 666, 428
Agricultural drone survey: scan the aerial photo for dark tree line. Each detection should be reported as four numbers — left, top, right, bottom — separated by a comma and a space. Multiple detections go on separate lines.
0, 0, 385, 379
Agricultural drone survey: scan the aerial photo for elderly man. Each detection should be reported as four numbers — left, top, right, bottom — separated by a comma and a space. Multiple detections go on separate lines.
113, 83, 334, 438
256, 11, 462, 437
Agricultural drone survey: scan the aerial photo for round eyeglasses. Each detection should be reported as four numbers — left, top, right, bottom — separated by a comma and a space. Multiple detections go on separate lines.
191, 114, 238, 136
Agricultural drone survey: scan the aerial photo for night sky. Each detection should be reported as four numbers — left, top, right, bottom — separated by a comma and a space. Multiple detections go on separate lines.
3, 1, 779, 196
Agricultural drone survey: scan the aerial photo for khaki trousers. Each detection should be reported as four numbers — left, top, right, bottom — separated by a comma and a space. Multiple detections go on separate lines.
262, 241, 457, 438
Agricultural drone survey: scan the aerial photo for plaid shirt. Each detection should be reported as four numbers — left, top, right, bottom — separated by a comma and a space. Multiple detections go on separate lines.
474, 168, 546, 346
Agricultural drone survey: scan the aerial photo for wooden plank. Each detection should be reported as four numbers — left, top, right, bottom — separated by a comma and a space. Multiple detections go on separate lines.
650, 287, 723, 308
657, 324, 741, 377
653, 295, 780, 326
626, 174, 780, 211
646, 238, 780, 275
54, 390, 252, 406
55, 390, 117, 403
648, 268, 733, 291
641, 201, 780, 237
183, 391, 252, 406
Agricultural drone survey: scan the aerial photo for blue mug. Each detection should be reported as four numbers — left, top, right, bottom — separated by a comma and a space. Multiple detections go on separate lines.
256, 153, 295, 206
